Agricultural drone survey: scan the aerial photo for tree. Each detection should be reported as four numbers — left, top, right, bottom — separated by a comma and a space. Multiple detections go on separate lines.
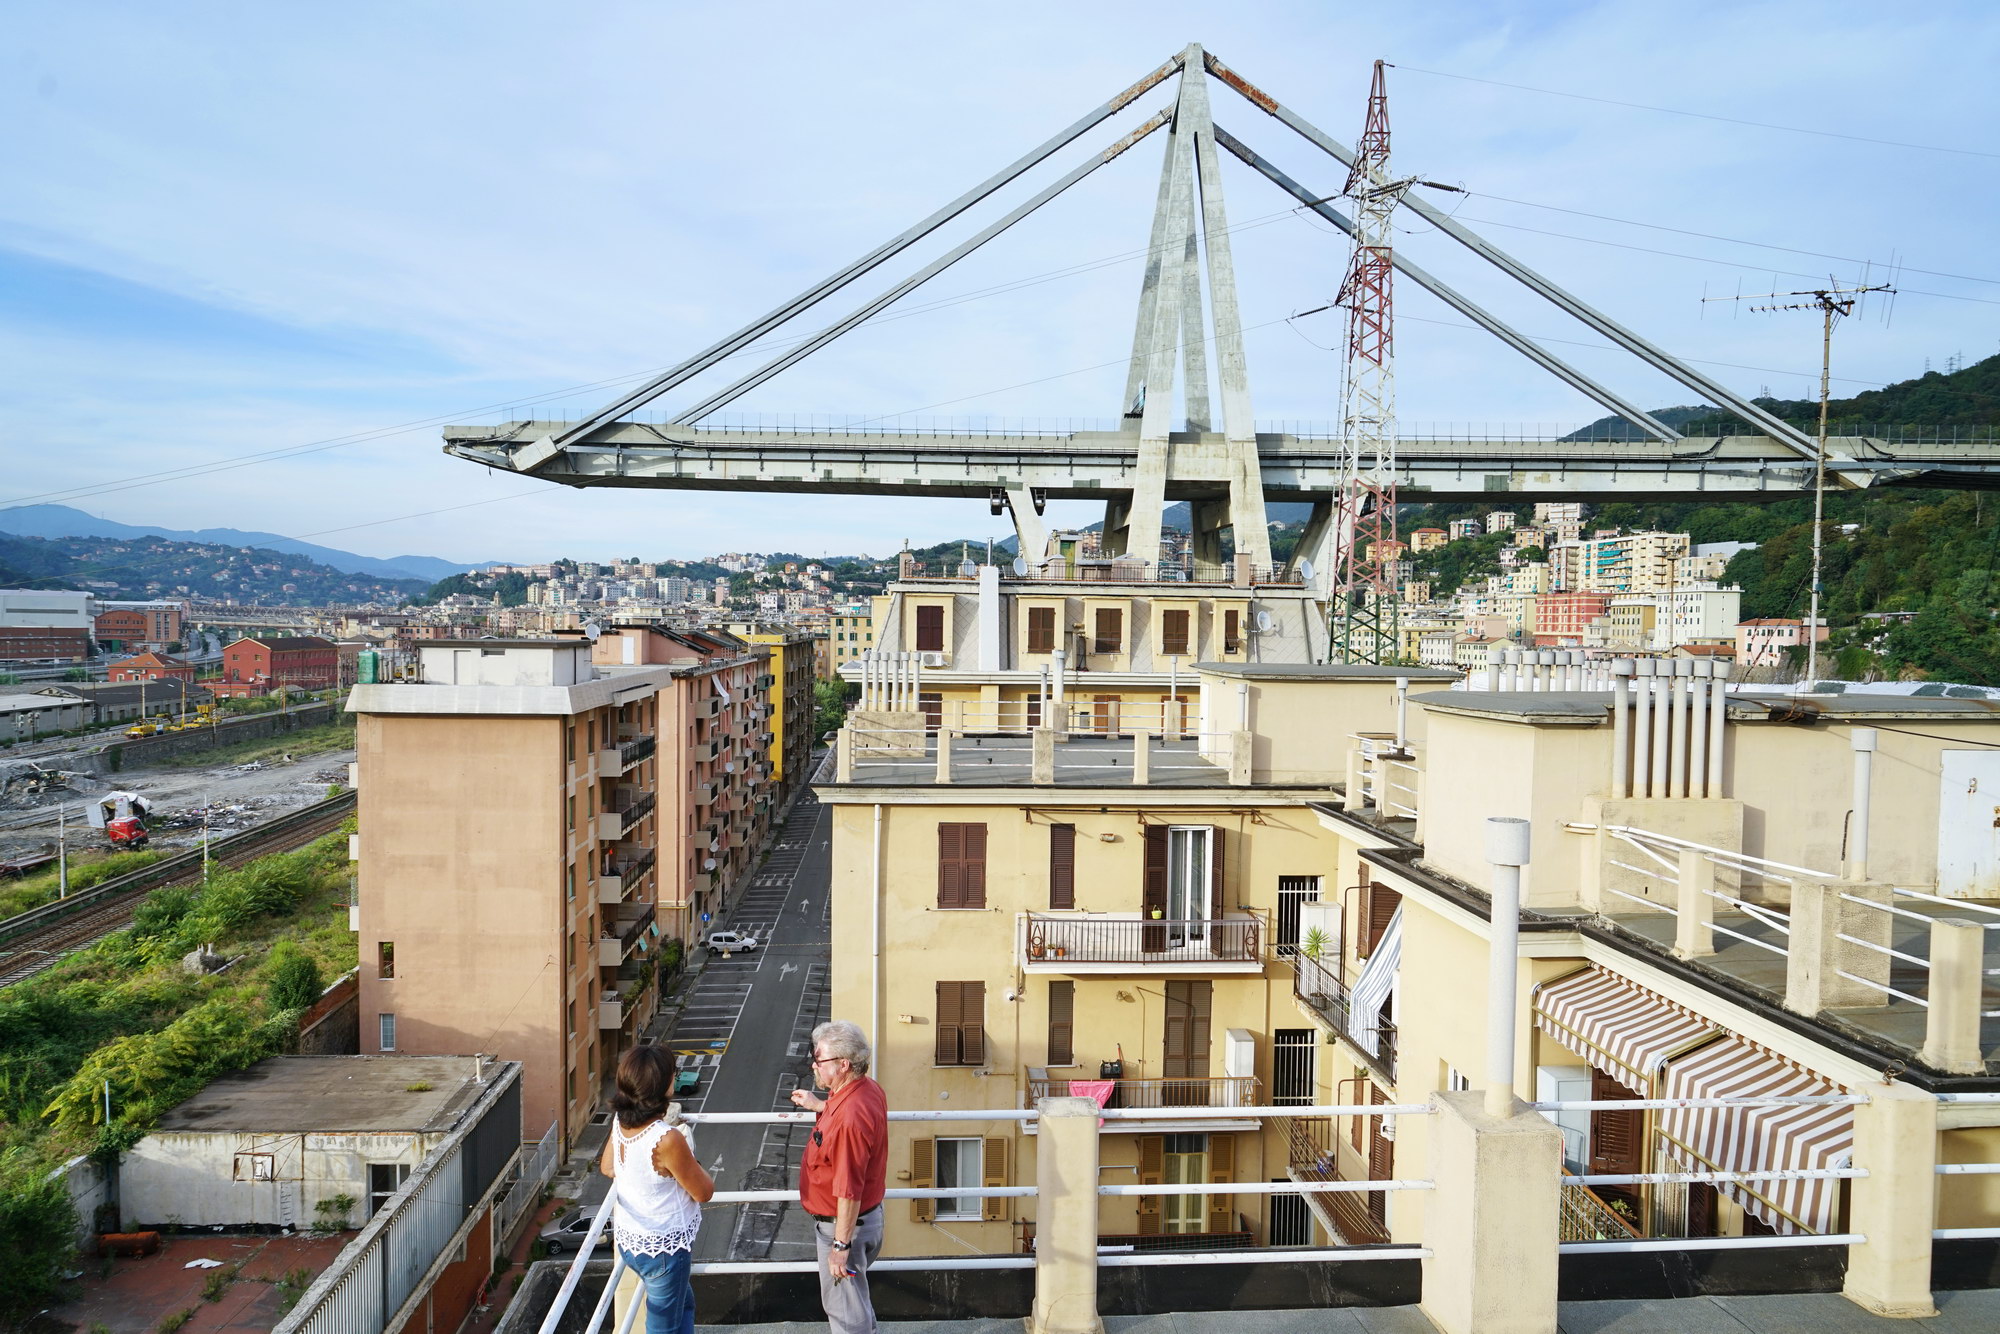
814, 679, 858, 738
0, 1147, 76, 1325
264, 942, 325, 1012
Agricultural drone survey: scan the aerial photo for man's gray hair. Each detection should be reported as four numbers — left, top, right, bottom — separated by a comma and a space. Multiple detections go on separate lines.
812, 1020, 872, 1075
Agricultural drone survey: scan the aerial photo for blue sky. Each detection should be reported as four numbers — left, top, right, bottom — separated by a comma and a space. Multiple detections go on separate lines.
3, 0, 1997, 564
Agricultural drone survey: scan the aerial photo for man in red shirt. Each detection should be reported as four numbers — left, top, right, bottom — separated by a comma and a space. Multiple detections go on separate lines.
790, 1019, 888, 1333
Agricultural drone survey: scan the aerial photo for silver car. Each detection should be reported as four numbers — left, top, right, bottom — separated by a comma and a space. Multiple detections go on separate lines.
538, 1207, 611, 1256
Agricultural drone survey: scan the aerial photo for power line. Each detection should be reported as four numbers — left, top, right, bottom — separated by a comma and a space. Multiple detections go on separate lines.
1392, 65, 2000, 160
1458, 191, 2000, 289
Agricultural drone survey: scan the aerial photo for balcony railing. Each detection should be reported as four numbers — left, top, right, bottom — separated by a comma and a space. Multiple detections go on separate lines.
1020, 914, 1262, 971
1283, 1116, 1391, 1246
1561, 1175, 1645, 1243
1292, 955, 1397, 1081
1026, 1074, 1260, 1111
600, 733, 656, 773
608, 790, 655, 834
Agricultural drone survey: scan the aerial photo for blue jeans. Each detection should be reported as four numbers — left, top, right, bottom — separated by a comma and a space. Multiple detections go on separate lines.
619, 1247, 695, 1334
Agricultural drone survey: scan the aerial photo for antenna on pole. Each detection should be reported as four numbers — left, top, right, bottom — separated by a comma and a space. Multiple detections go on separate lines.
1331, 60, 1421, 664
1703, 281, 1892, 688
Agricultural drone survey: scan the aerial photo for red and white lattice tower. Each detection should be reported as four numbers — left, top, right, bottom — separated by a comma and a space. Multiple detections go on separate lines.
1332, 60, 1406, 664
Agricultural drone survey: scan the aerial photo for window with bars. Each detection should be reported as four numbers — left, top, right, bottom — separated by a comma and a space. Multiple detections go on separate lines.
1048, 823, 1075, 909
937, 823, 987, 909
935, 981, 986, 1065
1275, 876, 1321, 955
1273, 1029, 1315, 1106
1047, 980, 1074, 1065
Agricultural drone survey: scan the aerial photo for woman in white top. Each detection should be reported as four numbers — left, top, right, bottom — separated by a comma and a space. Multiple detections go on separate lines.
596, 1045, 715, 1334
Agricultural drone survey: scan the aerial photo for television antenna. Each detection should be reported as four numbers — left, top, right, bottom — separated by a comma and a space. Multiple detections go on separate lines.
1705, 282, 1892, 686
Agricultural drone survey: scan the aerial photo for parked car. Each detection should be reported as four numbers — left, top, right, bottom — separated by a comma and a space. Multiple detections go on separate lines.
705, 930, 760, 954
539, 1207, 611, 1256
673, 1068, 701, 1097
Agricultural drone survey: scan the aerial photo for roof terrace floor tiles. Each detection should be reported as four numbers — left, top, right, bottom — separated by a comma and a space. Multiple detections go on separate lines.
842, 735, 1233, 788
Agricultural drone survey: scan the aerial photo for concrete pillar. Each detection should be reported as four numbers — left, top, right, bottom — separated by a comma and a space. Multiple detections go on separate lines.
1032, 727, 1056, 785
1028, 1096, 1106, 1334
1345, 745, 1367, 812
835, 728, 854, 782
934, 730, 953, 785
1844, 1084, 1940, 1318
1921, 918, 1988, 1074
1673, 847, 1714, 958
1228, 730, 1253, 786
1786, 881, 1892, 1016
1420, 1090, 1563, 1334
1411, 768, 1429, 844
1131, 736, 1150, 786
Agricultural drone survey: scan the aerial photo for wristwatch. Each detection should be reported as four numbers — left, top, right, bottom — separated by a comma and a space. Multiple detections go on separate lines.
830, 1239, 852, 1251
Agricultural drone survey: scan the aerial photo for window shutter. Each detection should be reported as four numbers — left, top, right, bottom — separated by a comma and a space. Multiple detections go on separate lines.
1136, 1136, 1163, 1236
982, 1137, 1010, 1221
1026, 696, 1042, 730
910, 1137, 935, 1223
1028, 607, 1055, 654
1093, 607, 1122, 654
1208, 826, 1225, 917
963, 825, 987, 909
1206, 1134, 1236, 1234
938, 824, 967, 909
1047, 981, 1074, 1066
1224, 609, 1241, 653
1188, 980, 1212, 1078
961, 981, 986, 1065
1359, 882, 1401, 959
1588, 1067, 1645, 1175
935, 982, 962, 1065
1142, 825, 1168, 952
1049, 824, 1076, 910
916, 605, 945, 651
1161, 609, 1190, 657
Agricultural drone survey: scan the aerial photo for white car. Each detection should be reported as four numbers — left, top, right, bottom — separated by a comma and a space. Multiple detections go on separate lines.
705, 930, 761, 954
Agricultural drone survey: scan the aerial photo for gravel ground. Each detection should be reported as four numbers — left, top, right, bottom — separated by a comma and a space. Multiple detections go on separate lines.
0, 747, 356, 859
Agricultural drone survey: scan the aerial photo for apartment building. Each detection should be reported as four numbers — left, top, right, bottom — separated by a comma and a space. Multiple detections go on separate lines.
1408, 528, 1448, 553
94, 600, 186, 651
348, 634, 772, 1145
829, 604, 877, 665
1737, 617, 1828, 673
1549, 530, 1692, 594
818, 665, 1462, 1258
1533, 591, 1611, 646
846, 563, 1326, 736
215, 634, 340, 695
1447, 518, 1482, 541
816, 656, 2000, 1316
1485, 510, 1517, 534
733, 626, 818, 803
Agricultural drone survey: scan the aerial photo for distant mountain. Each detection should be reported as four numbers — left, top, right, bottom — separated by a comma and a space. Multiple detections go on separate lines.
0, 504, 507, 583
1559, 405, 1724, 442
0, 530, 427, 606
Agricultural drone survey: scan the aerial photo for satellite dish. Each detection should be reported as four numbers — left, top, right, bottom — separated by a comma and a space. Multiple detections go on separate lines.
1012, 557, 1028, 576
582, 619, 603, 642
1254, 610, 1276, 633
1297, 558, 1315, 582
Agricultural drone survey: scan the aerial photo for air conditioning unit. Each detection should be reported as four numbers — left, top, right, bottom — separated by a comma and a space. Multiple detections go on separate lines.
919, 651, 949, 668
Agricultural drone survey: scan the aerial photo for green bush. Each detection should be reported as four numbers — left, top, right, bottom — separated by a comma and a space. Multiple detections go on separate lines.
264, 942, 324, 1012
0, 1146, 79, 1326
42, 994, 296, 1139
132, 886, 197, 938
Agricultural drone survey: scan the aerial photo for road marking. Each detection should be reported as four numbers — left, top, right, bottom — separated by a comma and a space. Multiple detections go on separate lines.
779, 961, 798, 980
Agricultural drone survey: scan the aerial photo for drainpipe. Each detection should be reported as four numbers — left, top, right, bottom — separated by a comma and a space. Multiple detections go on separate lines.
872, 803, 884, 1044
1485, 817, 1531, 1116
1849, 728, 1877, 880
1394, 677, 1409, 752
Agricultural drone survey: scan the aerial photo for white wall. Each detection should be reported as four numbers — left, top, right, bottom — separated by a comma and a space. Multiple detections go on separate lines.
122, 1130, 439, 1229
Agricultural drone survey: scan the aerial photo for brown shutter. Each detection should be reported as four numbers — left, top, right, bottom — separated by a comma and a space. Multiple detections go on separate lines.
1224, 609, 1241, 653
1093, 607, 1121, 654
1206, 1134, 1236, 1234
910, 1137, 935, 1223
1047, 980, 1074, 1065
1136, 1136, 1163, 1236
935, 982, 962, 1065
1025, 696, 1042, 730
1027, 607, 1055, 654
938, 824, 964, 909
1367, 1083, 1394, 1223
1049, 823, 1076, 910
1588, 1068, 1646, 1217
1142, 825, 1168, 952
981, 1137, 1010, 1222
961, 981, 985, 1065
1161, 609, 1190, 657
1208, 825, 1225, 919
1359, 882, 1401, 958
916, 605, 945, 651
1188, 981, 1212, 1077
963, 824, 987, 909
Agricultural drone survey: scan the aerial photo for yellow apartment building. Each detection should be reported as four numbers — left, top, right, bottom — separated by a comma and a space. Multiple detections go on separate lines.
816, 660, 2000, 1316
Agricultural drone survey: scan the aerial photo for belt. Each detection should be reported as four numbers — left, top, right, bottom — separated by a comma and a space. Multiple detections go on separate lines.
808, 1204, 882, 1224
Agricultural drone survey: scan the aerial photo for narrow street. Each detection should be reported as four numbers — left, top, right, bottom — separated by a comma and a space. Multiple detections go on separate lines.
576, 778, 833, 1263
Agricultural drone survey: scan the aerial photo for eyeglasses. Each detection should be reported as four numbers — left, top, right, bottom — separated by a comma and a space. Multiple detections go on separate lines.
810, 1054, 847, 1067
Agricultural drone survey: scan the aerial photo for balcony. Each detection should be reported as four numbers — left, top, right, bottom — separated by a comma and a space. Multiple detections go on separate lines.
598, 903, 656, 966
1025, 1072, 1261, 1133
597, 790, 655, 840
1283, 1115, 1390, 1245
1018, 914, 1263, 974
1292, 954, 1397, 1082
599, 733, 656, 776
597, 847, 656, 902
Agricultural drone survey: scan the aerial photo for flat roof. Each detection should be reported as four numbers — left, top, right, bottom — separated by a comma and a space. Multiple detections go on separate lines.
424, 638, 591, 649
1414, 688, 2000, 725
1200, 663, 1463, 682
155, 1056, 490, 1134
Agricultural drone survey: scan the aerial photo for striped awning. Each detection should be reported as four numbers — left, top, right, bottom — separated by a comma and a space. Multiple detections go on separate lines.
1533, 967, 1719, 1093
1658, 1037, 1853, 1236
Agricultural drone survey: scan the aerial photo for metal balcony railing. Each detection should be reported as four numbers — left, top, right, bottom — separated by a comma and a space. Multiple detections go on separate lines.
616, 734, 655, 766
1561, 1175, 1644, 1242
1022, 914, 1261, 966
608, 790, 655, 832
1026, 1074, 1260, 1110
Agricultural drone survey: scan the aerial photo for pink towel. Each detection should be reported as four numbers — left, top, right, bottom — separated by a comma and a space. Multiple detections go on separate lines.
1066, 1080, 1116, 1126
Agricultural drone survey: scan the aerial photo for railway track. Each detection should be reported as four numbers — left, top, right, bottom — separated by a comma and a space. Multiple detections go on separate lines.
0, 790, 357, 988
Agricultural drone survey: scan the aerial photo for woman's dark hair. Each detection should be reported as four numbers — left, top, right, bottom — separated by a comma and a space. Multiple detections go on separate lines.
612, 1045, 675, 1129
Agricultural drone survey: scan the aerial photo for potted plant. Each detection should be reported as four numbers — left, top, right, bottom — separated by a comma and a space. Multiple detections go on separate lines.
1301, 927, 1333, 1004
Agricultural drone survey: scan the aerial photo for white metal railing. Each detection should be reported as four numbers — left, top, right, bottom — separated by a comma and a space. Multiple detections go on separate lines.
495, 1121, 562, 1244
